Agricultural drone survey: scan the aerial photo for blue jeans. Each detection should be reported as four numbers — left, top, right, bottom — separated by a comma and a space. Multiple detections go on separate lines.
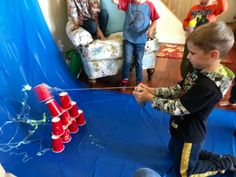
82, 9, 109, 36
133, 168, 161, 177
122, 40, 145, 83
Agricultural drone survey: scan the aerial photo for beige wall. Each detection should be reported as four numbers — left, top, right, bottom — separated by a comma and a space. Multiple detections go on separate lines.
152, 0, 186, 44
217, 0, 236, 22
38, 0, 73, 51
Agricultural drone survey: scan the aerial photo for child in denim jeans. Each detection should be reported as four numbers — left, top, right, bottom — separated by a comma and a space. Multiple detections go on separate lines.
112, 0, 159, 90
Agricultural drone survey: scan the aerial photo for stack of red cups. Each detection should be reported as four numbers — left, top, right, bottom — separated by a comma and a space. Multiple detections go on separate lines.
51, 117, 65, 153
45, 98, 66, 153
33, 84, 86, 153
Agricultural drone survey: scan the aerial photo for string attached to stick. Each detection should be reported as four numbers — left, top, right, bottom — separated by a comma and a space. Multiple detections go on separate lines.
62, 86, 136, 91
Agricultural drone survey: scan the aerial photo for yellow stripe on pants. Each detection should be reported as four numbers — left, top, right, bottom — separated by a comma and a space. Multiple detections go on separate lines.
180, 142, 219, 177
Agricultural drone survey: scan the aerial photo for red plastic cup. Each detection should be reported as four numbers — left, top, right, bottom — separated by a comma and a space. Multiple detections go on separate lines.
46, 99, 63, 117
52, 135, 65, 153
59, 92, 72, 110
34, 83, 53, 102
67, 117, 73, 126
60, 111, 70, 126
52, 117, 65, 136
68, 120, 79, 134
69, 101, 79, 118
61, 128, 72, 143
76, 110, 86, 126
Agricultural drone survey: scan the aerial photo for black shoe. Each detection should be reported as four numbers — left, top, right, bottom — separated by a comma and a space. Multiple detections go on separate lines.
199, 150, 222, 160
225, 155, 236, 172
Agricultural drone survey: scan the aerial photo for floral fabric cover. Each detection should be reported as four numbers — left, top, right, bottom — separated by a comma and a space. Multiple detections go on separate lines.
81, 51, 156, 79
82, 58, 123, 79
66, 21, 93, 46
66, 22, 159, 80
81, 32, 159, 61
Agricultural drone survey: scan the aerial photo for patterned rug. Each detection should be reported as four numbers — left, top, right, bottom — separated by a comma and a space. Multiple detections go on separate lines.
156, 43, 233, 64
156, 43, 184, 59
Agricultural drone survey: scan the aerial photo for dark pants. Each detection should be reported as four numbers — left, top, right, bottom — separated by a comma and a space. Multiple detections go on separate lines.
82, 9, 109, 36
180, 43, 193, 79
229, 77, 236, 104
122, 40, 145, 83
168, 137, 233, 177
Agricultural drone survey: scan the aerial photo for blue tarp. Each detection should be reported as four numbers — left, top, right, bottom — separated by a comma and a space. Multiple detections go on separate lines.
0, 0, 235, 177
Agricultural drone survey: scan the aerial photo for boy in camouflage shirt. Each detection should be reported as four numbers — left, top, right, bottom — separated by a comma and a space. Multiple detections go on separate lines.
133, 21, 236, 177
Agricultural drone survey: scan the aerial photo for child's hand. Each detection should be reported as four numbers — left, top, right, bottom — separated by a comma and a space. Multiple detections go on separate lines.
135, 83, 155, 95
184, 26, 194, 37
147, 28, 154, 39
133, 85, 154, 104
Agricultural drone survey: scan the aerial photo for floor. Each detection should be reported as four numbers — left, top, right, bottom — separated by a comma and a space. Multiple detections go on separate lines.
79, 44, 236, 112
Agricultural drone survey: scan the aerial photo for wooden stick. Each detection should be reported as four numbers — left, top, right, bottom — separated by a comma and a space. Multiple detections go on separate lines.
61, 86, 136, 91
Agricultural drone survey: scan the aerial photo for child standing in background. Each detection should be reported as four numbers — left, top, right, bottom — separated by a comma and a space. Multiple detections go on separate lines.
112, 0, 160, 90
180, 0, 228, 79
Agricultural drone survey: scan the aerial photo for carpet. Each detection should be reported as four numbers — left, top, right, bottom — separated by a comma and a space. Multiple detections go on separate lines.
156, 43, 184, 59
156, 43, 233, 64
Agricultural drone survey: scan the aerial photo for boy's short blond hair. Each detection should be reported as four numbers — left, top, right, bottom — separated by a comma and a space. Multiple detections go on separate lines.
187, 21, 235, 58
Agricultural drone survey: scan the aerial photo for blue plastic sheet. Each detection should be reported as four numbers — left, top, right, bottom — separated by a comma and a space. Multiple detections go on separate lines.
0, 0, 84, 118
0, 0, 235, 177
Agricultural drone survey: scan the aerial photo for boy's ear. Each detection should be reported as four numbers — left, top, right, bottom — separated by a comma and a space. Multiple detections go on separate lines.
209, 49, 220, 60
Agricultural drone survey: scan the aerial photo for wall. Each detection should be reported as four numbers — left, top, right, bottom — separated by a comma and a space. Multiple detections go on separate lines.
38, 0, 73, 51
217, 0, 236, 22
151, 0, 186, 44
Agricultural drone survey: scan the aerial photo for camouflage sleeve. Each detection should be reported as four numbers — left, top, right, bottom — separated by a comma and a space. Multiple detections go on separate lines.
152, 97, 190, 116
67, 0, 78, 19
154, 84, 181, 99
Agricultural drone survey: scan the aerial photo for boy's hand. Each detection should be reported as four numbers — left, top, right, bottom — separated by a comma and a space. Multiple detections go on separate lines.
133, 84, 155, 104
135, 83, 155, 95
133, 89, 154, 104
184, 26, 194, 37
147, 20, 157, 39
147, 28, 154, 39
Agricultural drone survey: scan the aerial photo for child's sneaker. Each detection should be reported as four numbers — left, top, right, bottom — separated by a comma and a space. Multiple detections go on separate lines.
119, 79, 128, 91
